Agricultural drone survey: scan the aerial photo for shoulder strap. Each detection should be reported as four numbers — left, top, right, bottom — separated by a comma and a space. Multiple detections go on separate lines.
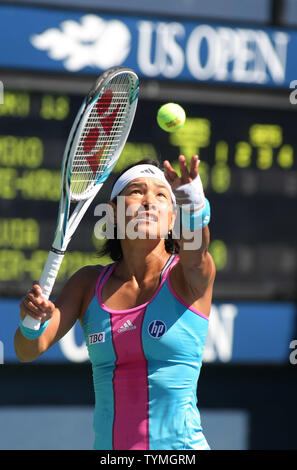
95, 263, 114, 294
159, 255, 176, 283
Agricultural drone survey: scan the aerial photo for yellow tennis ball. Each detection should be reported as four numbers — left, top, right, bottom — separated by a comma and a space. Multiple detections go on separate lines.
157, 103, 186, 132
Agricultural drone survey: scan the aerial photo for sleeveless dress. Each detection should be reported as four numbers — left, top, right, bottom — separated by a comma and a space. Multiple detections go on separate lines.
82, 255, 210, 450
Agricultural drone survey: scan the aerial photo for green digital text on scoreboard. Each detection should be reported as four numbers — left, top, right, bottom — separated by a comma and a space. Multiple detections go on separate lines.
0, 89, 296, 301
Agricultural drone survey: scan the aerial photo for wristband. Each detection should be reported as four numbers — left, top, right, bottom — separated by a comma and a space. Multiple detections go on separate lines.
173, 174, 205, 210
181, 198, 211, 231
20, 319, 50, 340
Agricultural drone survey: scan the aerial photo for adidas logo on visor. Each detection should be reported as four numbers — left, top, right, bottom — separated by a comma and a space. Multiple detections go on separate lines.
140, 168, 155, 174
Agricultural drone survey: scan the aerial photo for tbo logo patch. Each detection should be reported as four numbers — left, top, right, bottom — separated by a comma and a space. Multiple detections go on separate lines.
89, 332, 105, 345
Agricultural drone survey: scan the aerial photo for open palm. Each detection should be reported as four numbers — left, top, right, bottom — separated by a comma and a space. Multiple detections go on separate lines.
163, 155, 200, 191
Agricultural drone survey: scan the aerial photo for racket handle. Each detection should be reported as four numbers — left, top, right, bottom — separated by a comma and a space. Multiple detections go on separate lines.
22, 250, 65, 330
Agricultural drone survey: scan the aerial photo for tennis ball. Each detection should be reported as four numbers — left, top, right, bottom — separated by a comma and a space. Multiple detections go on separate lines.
157, 103, 186, 133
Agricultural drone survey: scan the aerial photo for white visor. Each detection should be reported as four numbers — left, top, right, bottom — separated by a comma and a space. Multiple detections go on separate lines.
110, 164, 176, 205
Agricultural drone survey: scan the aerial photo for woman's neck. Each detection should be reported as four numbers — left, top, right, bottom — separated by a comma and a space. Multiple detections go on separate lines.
117, 239, 170, 284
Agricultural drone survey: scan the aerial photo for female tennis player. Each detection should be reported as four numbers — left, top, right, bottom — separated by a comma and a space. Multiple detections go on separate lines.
15, 154, 216, 450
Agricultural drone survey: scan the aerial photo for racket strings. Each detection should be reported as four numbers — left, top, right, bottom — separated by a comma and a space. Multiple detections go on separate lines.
70, 74, 135, 199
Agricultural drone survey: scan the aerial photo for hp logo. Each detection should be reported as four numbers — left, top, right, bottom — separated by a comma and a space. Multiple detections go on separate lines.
148, 320, 167, 339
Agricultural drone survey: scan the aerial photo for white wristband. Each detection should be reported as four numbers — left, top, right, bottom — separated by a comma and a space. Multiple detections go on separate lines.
173, 175, 205, 211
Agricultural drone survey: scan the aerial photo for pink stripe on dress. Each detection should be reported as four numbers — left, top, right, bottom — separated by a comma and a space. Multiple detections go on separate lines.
109, 307, 149, 450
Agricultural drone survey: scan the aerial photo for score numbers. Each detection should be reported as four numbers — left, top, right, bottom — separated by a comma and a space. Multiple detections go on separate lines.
0, 90, 69, 120
0, 91, 70, 201
169, 118, 294, 193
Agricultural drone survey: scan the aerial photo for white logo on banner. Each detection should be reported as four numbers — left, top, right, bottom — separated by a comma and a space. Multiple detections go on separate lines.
30, 15, 289, 84
203, 304, 238, 363
59, 327, 88, 363
30, 14, 131, 71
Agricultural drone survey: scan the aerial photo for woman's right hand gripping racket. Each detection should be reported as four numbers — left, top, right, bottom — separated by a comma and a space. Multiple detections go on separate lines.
22, 67, 139, 330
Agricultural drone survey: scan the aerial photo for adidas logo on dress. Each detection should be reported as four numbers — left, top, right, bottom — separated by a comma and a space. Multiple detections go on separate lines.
117, 320, 137, 334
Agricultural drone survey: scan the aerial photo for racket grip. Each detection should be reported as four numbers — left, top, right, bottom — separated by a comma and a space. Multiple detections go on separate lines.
22, 250, 65, 330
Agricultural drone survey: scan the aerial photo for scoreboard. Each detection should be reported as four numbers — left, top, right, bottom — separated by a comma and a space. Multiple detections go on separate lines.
0, 88, 296, 301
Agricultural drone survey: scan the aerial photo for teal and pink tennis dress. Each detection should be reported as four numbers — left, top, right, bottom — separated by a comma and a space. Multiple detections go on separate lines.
82, 255, 210, 450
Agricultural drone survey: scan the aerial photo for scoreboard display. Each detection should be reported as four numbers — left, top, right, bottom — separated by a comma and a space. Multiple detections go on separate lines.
0, 89, 296, 300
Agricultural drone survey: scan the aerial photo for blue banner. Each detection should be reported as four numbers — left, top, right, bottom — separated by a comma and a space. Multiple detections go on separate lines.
0, 5, 296, 88
1, 298, 296, 364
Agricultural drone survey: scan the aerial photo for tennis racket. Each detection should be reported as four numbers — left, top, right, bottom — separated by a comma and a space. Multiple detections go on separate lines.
22, 66, 139, 330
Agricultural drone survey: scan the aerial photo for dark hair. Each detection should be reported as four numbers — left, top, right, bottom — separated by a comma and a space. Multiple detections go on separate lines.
97, 158, 180, 261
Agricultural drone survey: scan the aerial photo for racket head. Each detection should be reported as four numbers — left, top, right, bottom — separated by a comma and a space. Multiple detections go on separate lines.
63, 67, 139, 202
